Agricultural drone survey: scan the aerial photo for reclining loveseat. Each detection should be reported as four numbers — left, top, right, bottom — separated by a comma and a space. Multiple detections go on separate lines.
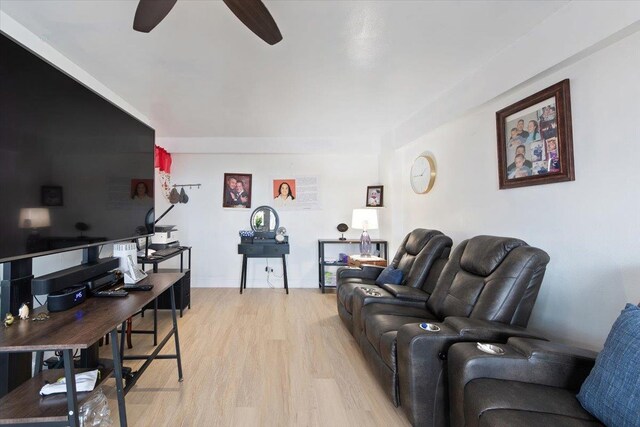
357, 235, 550, 425
336, 229, 452, 336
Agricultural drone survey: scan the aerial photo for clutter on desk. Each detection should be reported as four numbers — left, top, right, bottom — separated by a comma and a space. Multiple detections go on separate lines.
32, 312, 50, 322
3, 312, 14, 327
239, 230, 255, 243
39, 369, 100, 396
79, 388, 112, 426
18, 302, 29, 320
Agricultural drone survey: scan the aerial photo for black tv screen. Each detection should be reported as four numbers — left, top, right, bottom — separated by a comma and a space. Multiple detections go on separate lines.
0, 33, 155, 263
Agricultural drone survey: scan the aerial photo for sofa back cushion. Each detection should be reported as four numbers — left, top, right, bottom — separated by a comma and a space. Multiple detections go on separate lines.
390, 229, 452, 293
426, 235, 550, 327
577, 303, 640, 427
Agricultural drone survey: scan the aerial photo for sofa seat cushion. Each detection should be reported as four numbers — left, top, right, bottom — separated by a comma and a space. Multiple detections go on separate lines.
466, 379, 598, 425
379, 331, 398, 369
479, 409, 604, 427
364, 308, 434, 360
337, 280, 376, 313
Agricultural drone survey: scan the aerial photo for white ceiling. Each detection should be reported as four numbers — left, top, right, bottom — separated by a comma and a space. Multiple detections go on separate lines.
1, 0, 569, 140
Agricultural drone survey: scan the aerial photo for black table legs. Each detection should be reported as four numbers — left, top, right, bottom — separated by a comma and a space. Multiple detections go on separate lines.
62, 349, 80, 427
282, 254, 289, 295
110, 328, 128, 426
239, 254, 288, 294
240, 255, 247, 294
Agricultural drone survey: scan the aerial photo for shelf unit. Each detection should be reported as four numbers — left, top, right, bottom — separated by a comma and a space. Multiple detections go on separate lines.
317, 239, 388, 293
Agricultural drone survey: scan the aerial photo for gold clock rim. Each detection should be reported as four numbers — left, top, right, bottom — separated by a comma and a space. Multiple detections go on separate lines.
411, 154, 437, 194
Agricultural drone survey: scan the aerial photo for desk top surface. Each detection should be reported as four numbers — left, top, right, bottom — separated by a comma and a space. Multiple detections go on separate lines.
0, 272, 183, 352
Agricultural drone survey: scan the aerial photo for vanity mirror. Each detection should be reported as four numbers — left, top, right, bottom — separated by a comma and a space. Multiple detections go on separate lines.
250, 206, 279, 239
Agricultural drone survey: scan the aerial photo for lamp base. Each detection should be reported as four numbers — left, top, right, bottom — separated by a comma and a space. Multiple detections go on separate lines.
359, 230, 372, 256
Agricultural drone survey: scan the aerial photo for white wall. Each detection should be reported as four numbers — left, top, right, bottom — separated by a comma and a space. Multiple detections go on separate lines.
390, 31, 640, 350
153, 152, 382, 288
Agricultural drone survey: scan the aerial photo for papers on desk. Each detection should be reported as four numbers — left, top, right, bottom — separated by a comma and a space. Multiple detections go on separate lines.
137, 249, 155, 257
39, 370, 99, 395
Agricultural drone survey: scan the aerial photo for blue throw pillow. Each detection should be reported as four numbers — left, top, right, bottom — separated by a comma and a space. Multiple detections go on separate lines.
577, 303, 640, 426
375, 266, 403, 286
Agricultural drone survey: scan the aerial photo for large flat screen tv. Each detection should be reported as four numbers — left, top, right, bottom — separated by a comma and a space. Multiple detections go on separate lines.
0, 33, 155, 263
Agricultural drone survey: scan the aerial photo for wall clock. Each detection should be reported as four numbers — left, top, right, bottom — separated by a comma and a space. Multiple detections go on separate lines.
410, 154, 436, 194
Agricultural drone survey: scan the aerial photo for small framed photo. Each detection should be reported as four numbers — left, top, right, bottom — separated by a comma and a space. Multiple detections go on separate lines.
223, 173, 252, 209
496, 79, 575, 189
366, 185, 384, 207
41, 185, 63, 206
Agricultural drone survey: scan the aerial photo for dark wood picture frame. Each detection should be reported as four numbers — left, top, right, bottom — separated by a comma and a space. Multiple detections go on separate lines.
41, 185, 63, 206
366, 185, 384, 207
222, 173, 252, 209
496, 79, 574, 189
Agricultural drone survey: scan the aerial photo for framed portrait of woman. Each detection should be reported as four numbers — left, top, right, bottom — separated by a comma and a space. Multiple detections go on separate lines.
496, 79, 575, 189
273, 179, 296, 207
366, 185, 384, 207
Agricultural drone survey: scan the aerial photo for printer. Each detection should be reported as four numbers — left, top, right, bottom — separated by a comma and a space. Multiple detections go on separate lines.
150, 225, 180, 250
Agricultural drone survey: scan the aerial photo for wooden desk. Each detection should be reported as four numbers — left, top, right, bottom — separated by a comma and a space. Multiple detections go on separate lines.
0, 272, 184, 427
347, 255, 388, 268
238, 241, 289, 294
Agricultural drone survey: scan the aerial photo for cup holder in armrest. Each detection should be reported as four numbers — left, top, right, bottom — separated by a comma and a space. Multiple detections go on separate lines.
357, 286, 382, 297
419, 322, 440, 332
476, 343, 505, 355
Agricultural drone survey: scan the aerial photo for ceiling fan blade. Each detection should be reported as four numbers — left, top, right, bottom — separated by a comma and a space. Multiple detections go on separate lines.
133, 0, 177, 33
223, 0, 283, 45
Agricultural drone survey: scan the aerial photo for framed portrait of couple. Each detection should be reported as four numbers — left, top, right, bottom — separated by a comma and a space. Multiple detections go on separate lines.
496, 79, 575, 190
223, 173, 252, 208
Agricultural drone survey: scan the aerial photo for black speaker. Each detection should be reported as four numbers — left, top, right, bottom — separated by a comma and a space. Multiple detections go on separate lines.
47, 286, 87, 312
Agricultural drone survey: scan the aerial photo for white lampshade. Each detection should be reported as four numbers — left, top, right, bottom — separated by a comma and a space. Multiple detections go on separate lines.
351, 208, 378, 231
19, 208, 51, 229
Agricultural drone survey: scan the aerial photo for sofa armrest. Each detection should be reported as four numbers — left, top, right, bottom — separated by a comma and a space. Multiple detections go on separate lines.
396, 322, 466, 426
378, 284, 429, 302
396, 318, 547, 427
336, 265, 384, 281
444, 317, 547, 341
447, 338, 598, 427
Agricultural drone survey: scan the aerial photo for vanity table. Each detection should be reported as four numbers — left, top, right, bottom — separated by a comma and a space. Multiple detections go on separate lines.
237, 206, 290, 294
238, 241, 289, 294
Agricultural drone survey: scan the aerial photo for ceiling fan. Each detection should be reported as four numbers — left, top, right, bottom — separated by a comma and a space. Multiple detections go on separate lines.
133, 0, 283, 45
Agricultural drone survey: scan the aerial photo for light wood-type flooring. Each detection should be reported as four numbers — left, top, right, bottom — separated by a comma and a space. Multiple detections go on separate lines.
99, 288, 410, 426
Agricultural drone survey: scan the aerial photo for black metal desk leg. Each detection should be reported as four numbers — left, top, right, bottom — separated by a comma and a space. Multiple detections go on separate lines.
282, 254, 289, 295
170, 284, 184, 381
62, 349, 80, 427
110, 328, 128, 426
34, 350, 44, 375
153, 298, 158, 346
240, 255, 247, 294
119, 321, 127, 362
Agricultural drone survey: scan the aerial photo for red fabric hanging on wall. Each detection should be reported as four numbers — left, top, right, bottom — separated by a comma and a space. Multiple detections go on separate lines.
154, 145, 172, 174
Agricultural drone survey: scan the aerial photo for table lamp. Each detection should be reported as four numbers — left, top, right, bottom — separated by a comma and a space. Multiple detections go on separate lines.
351, 208, 378, 256
19, 208, 50, 230
19, 208, 51, 253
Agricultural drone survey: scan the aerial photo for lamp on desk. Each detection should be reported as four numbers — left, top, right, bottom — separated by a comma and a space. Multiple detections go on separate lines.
351, 208, 378, 256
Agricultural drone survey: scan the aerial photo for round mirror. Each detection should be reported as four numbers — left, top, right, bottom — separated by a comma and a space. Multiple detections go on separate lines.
250, 206, 279, 235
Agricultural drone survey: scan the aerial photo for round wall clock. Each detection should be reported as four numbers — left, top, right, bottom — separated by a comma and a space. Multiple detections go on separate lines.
410, 153, 436, 194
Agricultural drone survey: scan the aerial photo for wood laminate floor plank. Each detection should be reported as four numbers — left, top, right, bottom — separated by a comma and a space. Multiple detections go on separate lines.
99, 288, 410, 426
